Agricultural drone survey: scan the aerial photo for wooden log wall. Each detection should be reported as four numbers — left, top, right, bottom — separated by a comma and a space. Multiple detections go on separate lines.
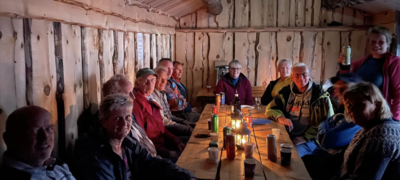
0, 17, 175, 162
176, 0, 371, 104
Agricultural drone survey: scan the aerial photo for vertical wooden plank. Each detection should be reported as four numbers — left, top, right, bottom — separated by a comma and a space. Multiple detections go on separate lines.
216, 0, 234, 28
81, 27, 101, 114
166, 34, 171, 58
277, 32, 295, 62
234, 0, 249, 28
350, 31, 367, 62
292, 32, 301, 64
180, 13, 196, 28
193, 32, 207, 102
265, 0, 278, 27
30, 19, 58, 154
333, 8, 343, 23
248, 33, 257, 86
277, 0, 290, 27
170, 34, 175, 61
289, 0, 296, 27
341, 32, 350, 50
354, 10, 364, 26
320, 8, 327, 26
197, 9, 209, 28
257, 32, 273, 86
250, 0, 263, 27
302, 32, 317, 73
143, 34, 150, 68
61, 23, 83, 155
304, 0, 312, 26
323, 31, 340, 82
234, 33, 250, 76
150, 34, 157, 68
208, 14, 218, 28
162, 34, 169, 58
342, 7, 355, 26
186, 33, 195, 102
157, 34, 163, 60
224, 32, 234, 61
270, 32, 278, 80
0, 17, 21, 160
136, 33, 144, 69
326, 10, 333, 25
313, 0, 321, 26
114, 31, 124, 74
208, 33, 225, 86
176, 32, 187, 85
312, 32, 323, 84
124, 32, 136, 84
102, 30, 114, 82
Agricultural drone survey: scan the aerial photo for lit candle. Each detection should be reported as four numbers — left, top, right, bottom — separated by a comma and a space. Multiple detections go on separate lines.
236, 121, 241, 129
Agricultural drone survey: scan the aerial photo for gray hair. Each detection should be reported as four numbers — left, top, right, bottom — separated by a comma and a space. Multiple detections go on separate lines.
102, 74, 130, 97
153, 66, 168, 75
343, 82, 392, 122
291, 62, 309, 74
278, 59, 292, 68
229, 60, 242, 68
99, 93, 133, 121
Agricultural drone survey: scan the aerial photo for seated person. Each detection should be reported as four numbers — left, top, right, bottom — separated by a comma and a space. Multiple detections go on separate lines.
0, 106, 75, 180
158, 58, 200, 122
340, 82, 400, 180
101, 74, 158, 157
72, 94, 196, 180
132, 68, 185, 162
265, 62, 334, 157
171, 61, 191, 112
216, 60, 253, 105
261, 59, 292, 105
152, 66, 193, 137
302, 73, 363, 180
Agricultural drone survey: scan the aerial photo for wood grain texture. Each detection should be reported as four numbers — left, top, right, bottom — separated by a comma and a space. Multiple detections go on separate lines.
234, 32, 250, 76
277, 32, 295, 63
302, 32, 317, 75
208, 33, 225, 87
61, 23, 83, 156
234, 0, 249, 28
304, 0, 312, 26
165, 34, 171, 58
124, 32, 136, 84
115, 31, 125, 74
143, 33, 150, 68
323, 31, 340, 83
290, 0, 297, 27
350, 31, 367, 62
180, 13, 197, 28
215, 0, 234, 28
0, 17, 22, 160
333, 8, 343, 23
342, 7, 355, 26
193, 32, 207, 102
197, 8, 209, 28
186, 33, 195, 102
176, 32, 187, 85
223, 32, 234, 62
170, 34, 175, 61
277, 0, 290, 27
354, 10, 364, 26
292, 32, 302, 64
265, 0, 278, 27
102, 30, 114, 82
313, 0, 322, 26
208, 14, 218, 28
257, 32, 276, 86
150, 34, 157, 68
157, 34, 163, 60
250, 0, 263, 27
247, 33, 257, 86
312, 32, 323, 84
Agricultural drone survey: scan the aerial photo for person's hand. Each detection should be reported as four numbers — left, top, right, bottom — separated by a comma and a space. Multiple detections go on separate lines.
277, 117, 293, 132
338, 53, 345, 64
191, 107, 198, 113
292, 136, 307, 145
178, 143, 185, 152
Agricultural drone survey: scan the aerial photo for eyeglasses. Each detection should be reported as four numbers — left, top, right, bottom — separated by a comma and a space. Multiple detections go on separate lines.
293, 73, 309, 78
229, 68, 241, 71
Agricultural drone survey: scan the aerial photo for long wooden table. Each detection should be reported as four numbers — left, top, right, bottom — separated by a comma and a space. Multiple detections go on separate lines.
176, 104, 311, 180
196, 86, 265, 98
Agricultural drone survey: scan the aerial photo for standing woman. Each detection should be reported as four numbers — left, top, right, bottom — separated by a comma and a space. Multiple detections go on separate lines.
341, 82, 400, 180
261, 59, 292, 105
339, 26, 400, 120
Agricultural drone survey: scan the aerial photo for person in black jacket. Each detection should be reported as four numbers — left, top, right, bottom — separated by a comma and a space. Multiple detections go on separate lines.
72, 94, 196, 180
261, 59, 293, 105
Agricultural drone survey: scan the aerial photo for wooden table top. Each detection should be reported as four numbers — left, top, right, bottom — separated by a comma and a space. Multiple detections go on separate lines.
176, 104, 311, 180
196, 86, 265, 98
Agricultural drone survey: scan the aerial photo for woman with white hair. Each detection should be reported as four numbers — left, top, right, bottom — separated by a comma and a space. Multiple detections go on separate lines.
261, 59, 292, 105
340, 82, 400, 180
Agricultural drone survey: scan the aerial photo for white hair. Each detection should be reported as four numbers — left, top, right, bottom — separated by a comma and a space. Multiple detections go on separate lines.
99, 93, 133, 121
153, 66, 168, 75
291, 62, 309, 74
278, 59, 292, 68
102, 74, 130, 97
229, 60, 241, 68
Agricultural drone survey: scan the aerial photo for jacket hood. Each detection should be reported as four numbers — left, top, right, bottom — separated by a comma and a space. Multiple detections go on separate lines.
289, 79, 313, 94
221, 73, 248, 87
288, 79, 329, 103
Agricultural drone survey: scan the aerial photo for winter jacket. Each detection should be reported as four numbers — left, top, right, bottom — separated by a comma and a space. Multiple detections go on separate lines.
72, 129, 195, 180
265, 81, 334, 140
0, 152, 75, 180
339, 53, 400, 120
165, 79, 188, 112
132, 89, 182, 158
215, 73, 254, 105
261, 78, 280, 105
171, 77, 188, 99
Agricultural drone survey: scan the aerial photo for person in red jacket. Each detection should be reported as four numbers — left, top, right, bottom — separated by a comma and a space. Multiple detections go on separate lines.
338, 26, 400, 120
132, 68, 185, 163
215, 60, 254, 105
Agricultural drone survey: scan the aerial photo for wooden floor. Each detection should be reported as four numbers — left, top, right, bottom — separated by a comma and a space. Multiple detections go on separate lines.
176, 104, 312, 180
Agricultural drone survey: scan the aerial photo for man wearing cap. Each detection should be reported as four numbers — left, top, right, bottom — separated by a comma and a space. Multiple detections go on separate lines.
302, 73, 363, 180
132, 68, 185, 162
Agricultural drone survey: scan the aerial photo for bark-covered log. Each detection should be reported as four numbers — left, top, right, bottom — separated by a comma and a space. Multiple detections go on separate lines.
322, 0, 375, 10
203, 0, 223, 15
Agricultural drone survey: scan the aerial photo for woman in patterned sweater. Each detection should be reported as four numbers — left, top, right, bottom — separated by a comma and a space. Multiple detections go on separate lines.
341, 82, 400, 180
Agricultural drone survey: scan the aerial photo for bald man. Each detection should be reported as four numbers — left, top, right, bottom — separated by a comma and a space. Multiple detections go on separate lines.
0, 106, 75, 180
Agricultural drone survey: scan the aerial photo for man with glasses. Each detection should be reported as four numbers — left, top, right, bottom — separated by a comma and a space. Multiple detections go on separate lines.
216, 60, 254, 105
265, 63, 334, 157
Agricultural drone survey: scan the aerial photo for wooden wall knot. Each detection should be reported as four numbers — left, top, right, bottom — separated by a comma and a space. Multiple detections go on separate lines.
37, 35, 40, 41
13, 31, 17, 39
327, 41, 331, 46
286, 36, 292, 41
44, 84, 51, 96
216, 55, 220, 59
0, 108, 3, 114
0, 31, 2, 39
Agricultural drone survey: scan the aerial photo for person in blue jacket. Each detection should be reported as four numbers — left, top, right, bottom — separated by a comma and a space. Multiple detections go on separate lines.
302, 73, 363, 180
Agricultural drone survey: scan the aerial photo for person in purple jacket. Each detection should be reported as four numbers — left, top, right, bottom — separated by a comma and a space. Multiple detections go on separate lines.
215, 60, 254, 105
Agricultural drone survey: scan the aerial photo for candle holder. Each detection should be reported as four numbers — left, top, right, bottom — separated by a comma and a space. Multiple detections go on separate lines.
230, 109, 243, 131
235, 121, 251, 149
